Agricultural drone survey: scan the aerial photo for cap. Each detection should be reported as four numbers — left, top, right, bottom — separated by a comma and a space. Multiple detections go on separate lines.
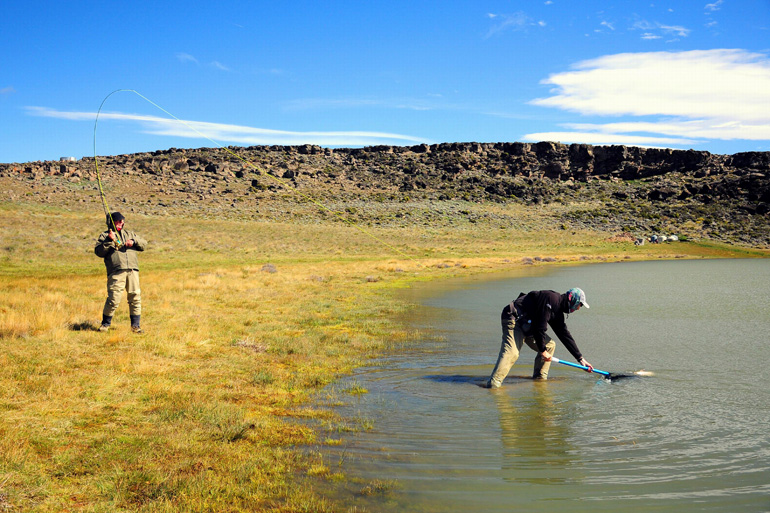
107, 212, 125, 227
567, 287, 589, 311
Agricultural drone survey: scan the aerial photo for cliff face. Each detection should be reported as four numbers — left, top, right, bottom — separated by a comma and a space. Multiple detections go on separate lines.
2, 142, 769, 247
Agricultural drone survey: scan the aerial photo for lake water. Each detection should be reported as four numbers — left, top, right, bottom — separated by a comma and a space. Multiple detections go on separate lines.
319, 259, 770, 512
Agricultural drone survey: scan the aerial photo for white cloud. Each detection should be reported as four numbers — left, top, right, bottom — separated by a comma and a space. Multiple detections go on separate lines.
600, 21, 615, 31
528, 49, 770, 146
705, 0, 724, 11
176, 52, 198, 64
177, 54, 230, 71
633, 20, 691, 39
210, 61, 230, 72
286, 98, 384, 110
658, 24, 691, 37
566, 119, 770, 141
1, 86, 15, 95
485, 12, 532, 38
25, 107, 429, 147
521, 131, 699, 148
285, 95, 462, 113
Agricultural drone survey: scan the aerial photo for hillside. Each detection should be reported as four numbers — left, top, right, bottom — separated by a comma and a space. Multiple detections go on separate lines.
3, 141, 769, 247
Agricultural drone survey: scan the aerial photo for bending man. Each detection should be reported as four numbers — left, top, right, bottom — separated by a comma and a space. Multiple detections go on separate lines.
486, 288, 593, 388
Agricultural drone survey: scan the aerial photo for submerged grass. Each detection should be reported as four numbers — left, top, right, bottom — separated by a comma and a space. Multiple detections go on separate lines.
0, 201, 765, 511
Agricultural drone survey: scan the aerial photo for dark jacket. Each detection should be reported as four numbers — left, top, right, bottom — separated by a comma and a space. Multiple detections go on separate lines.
94, 226, 147, 276
505, 290, 583, 361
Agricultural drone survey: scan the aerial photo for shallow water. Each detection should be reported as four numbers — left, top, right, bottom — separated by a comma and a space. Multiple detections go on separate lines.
322, 259, 770, 512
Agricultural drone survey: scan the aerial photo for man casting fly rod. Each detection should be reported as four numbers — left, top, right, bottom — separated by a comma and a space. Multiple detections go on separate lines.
95, 212, 147, 333
485, 288, 593, 388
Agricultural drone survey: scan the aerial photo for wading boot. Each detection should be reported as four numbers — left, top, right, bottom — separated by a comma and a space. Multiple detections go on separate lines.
98, 315, 112, 332
130, 315, 143, 334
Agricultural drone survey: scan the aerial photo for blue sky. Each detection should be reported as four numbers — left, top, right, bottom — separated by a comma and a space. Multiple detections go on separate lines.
2, 0, 769, 163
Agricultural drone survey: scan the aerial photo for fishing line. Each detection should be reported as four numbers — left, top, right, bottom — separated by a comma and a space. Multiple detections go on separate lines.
93, 88, 417, 261
94, 90, 127, 246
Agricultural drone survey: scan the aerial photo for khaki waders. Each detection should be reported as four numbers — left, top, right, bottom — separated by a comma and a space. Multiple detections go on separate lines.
487, 314, 556, 388
102, 269, 141, 320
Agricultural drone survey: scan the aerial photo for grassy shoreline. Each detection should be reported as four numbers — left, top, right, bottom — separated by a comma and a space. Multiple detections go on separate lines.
1, 202, 766, 512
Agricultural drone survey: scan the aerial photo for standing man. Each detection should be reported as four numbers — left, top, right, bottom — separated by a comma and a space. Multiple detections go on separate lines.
486, 288, 593, 388
95, 212, 147, 333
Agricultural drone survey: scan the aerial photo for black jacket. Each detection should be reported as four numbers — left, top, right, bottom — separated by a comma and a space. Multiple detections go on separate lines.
507, 290, 583, 361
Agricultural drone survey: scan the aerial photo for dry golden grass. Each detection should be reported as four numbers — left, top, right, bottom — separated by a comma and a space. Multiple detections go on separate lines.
0, 200, 765, 511
0, 265, 412, 512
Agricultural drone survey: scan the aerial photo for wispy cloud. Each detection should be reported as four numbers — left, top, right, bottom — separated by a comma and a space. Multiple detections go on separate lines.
285, 95, 465, 113
600, 20, 615, 31
1, 86, 16, 95
565, 119, 770, 141
633, 20, 691, 40
521, 131, 699, 148
485, 12, 536, 38
527, 49, 770, 148
25, 107, 429, 147
177, 53, 231, 72
176, 52, 198, 64
210, 61, 230, 72
658, 24, 691, 37
705, 0, 724, 12
285, 98, 385, 110
291, 98, 432, 111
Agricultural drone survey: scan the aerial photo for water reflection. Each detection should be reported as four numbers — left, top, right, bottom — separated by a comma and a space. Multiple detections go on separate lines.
491, 380, 578, 485
422, 373, 487, 386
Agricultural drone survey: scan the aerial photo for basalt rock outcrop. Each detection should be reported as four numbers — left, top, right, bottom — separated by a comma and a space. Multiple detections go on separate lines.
2, 142, 769, 247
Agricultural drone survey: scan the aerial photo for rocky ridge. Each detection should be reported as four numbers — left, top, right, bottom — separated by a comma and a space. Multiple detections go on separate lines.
2, 141, 769, 247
